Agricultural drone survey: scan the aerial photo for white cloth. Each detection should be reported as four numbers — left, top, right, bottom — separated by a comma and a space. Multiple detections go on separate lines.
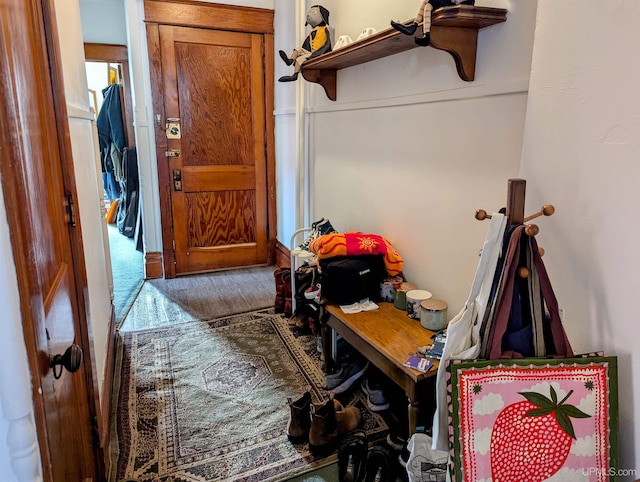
431, 213, 507, 451
406, 432, 449, 482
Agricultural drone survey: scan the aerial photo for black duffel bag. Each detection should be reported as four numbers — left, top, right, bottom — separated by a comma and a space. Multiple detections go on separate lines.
319, 255, 386, 306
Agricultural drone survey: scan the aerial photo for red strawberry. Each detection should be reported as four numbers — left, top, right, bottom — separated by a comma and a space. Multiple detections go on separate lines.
490, 387, 590, 482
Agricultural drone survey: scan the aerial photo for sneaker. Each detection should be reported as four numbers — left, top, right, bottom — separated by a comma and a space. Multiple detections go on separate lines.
305, 282, 321, 300
297, 218, 337, 259
386, 432, 408, 452
360, 378, 389, 412
291, 218, 325, 257
325, 354, 369, 394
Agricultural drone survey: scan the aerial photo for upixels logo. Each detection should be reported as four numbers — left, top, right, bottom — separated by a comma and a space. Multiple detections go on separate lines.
582, 467, 638, 477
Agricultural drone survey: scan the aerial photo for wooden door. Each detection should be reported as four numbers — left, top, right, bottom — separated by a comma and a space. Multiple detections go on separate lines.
160, 26, 269, 274
0, 0, 102, 480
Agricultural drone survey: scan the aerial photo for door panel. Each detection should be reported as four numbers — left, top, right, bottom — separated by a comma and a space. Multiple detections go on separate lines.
0, 0, 101, 479
160, 26, 268, 274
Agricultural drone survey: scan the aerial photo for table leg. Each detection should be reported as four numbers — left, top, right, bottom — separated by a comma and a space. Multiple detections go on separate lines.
320, 319, 333, 373
407, 388, 420, 435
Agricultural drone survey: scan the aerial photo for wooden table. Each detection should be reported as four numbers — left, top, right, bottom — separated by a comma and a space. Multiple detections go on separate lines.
321, 302, 439, 435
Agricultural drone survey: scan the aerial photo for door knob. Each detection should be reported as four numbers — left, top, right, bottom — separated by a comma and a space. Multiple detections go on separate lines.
50, 344, 82, 379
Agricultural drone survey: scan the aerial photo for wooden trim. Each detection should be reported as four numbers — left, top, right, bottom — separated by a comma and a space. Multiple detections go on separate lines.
264, 32, 277, 266
275, 241, 291, 269
83, 43, 135, 147
145, 251, 164, 279
144, 0, 274, 33
99, 306, 117, 469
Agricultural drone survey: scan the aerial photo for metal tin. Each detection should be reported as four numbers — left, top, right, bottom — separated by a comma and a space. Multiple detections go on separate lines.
420, 299, 448, 331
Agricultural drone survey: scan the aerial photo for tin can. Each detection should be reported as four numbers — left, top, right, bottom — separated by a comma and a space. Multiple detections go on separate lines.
420, 299, 448, 331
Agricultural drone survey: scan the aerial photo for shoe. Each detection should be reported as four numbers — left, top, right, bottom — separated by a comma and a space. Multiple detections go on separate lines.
305, 282, 321, 300
297, 218, 336, 259
390, 20, 418, 36
286, 388, 312, 443
325, 354, 369, 394
415, 32, 431, 47
338, 429, 368, 482
309, 393, 362, 453
274, 268, 291, 313
360, 378, 389, 412
364, 444, 394, 482
279, 49, 294, 66
291, 218, 324, 257
386, 432, 408, 452
278, 72, 299, 82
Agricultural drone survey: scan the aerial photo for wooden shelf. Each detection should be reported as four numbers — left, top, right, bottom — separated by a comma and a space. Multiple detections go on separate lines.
301, 5, 507, 100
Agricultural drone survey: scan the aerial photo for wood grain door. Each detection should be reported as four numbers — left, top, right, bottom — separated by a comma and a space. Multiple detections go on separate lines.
160, 26, 269, 274
0, 0, 102, 480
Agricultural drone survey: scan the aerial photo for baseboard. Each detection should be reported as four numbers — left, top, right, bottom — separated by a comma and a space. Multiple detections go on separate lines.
145, 251, 163, 279
100, 305, 117, 467
275, 241, 290, 268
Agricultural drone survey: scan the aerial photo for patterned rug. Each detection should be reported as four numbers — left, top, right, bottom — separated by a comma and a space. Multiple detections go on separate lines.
110, 309, 388, 481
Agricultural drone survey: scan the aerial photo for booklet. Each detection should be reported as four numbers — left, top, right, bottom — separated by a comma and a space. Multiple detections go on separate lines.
340, 299, 379, 314
403, 355, 433, 373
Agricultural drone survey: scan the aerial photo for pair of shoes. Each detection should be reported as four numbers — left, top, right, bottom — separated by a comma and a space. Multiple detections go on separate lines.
386, 432, 408, 452
291, 218, 336, 258
360, 378, 389, 412
325, 353, 369, 394
338, 429, 368, 482
309, 393, 362, 453
286, 387, 345, 443
364, 444, 395, 482
304, 282, 321, 300
274, 267, 292, 314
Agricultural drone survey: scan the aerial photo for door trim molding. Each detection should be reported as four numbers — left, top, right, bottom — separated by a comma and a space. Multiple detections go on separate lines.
145, 1, 276, 278
144, 251, 164, 279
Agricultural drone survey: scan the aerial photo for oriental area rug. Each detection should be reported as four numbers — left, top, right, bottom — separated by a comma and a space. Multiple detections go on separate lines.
109, 309, 388, 481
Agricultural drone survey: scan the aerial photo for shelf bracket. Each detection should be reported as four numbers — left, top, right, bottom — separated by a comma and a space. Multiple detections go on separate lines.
430, 26, 479, 81
301, 69, 337, 101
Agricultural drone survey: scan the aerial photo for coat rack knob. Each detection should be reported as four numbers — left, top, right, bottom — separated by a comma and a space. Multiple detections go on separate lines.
525, 224, 539, 237
518, 266, 530, 278
524, 204, 555, 222
475, 209, 492, 221
538, 246, 545, 257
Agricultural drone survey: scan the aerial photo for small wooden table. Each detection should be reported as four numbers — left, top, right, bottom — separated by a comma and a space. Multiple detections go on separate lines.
321, 302, 439, 435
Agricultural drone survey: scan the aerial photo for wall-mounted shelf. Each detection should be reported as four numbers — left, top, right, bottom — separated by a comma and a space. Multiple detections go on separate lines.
301, 5, 507, 101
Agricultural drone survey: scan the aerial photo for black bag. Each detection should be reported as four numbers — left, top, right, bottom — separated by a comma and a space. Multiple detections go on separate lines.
320, 255, 386, 306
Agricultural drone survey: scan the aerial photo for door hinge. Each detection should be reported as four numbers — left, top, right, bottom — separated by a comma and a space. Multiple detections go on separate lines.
90, 416, 100, 448
63, 192, 76, 227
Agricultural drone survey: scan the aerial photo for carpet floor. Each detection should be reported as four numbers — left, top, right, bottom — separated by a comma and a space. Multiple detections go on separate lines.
109, 309, 389, 481
108, 224, 144, 325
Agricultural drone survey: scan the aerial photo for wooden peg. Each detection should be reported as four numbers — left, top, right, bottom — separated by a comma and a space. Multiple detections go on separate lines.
475, 209, 492, 221
538, 246, 545, 257
525, 224, 539, 237
518, 266, 530, 278
523, 204, 555, 222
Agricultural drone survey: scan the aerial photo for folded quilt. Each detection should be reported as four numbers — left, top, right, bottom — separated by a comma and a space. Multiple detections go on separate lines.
308, 231, 403, 276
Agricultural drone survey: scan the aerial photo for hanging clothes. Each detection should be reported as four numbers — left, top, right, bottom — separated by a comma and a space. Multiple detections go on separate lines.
97, 83, 126, 200
431, 213, 507, 451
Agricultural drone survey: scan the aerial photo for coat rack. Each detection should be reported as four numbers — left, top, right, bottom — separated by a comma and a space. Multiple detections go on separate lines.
475, 178, 555, 278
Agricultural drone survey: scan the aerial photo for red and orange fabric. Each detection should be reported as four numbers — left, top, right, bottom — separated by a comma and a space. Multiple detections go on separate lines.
308, 231, 403, 276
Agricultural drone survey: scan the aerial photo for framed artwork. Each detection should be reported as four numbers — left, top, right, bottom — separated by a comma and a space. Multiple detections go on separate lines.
448, 356, 619, 481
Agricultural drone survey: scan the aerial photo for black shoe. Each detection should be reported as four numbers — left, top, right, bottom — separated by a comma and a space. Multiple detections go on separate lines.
415, 32, 431, 47
278, 72, 299, 82
364, 444, 394, 482
338, 429, 368, 482
279, 50, 294, 66
390, 20, 418, 36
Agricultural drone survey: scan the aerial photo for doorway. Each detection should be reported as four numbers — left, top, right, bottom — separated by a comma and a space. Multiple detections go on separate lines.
84, 43, 144, 324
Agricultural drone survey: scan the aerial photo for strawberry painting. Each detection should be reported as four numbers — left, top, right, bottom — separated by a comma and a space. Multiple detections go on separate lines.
447, 359, 617, 482
490, 387, 591, 481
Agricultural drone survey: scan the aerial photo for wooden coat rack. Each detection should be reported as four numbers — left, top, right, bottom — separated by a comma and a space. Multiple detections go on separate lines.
475, 179, 555, 278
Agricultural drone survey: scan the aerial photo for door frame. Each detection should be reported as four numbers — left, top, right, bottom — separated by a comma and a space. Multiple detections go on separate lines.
144, 0, 276, 278
0, 0, 103, 479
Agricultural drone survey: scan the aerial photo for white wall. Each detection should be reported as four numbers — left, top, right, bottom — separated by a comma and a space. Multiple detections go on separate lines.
520, 0, 640, 474
308, 0, 535, 316
80, 0, 128, 45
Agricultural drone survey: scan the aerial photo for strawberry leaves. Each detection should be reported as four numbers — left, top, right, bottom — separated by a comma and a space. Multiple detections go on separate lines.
518, 387, 591, 439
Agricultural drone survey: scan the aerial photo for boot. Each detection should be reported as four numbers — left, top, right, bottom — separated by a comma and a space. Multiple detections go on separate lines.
286, 388, 312, 443
274, 268, 291, 313
309, 393, 362, 453
390, 20, 418, 36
